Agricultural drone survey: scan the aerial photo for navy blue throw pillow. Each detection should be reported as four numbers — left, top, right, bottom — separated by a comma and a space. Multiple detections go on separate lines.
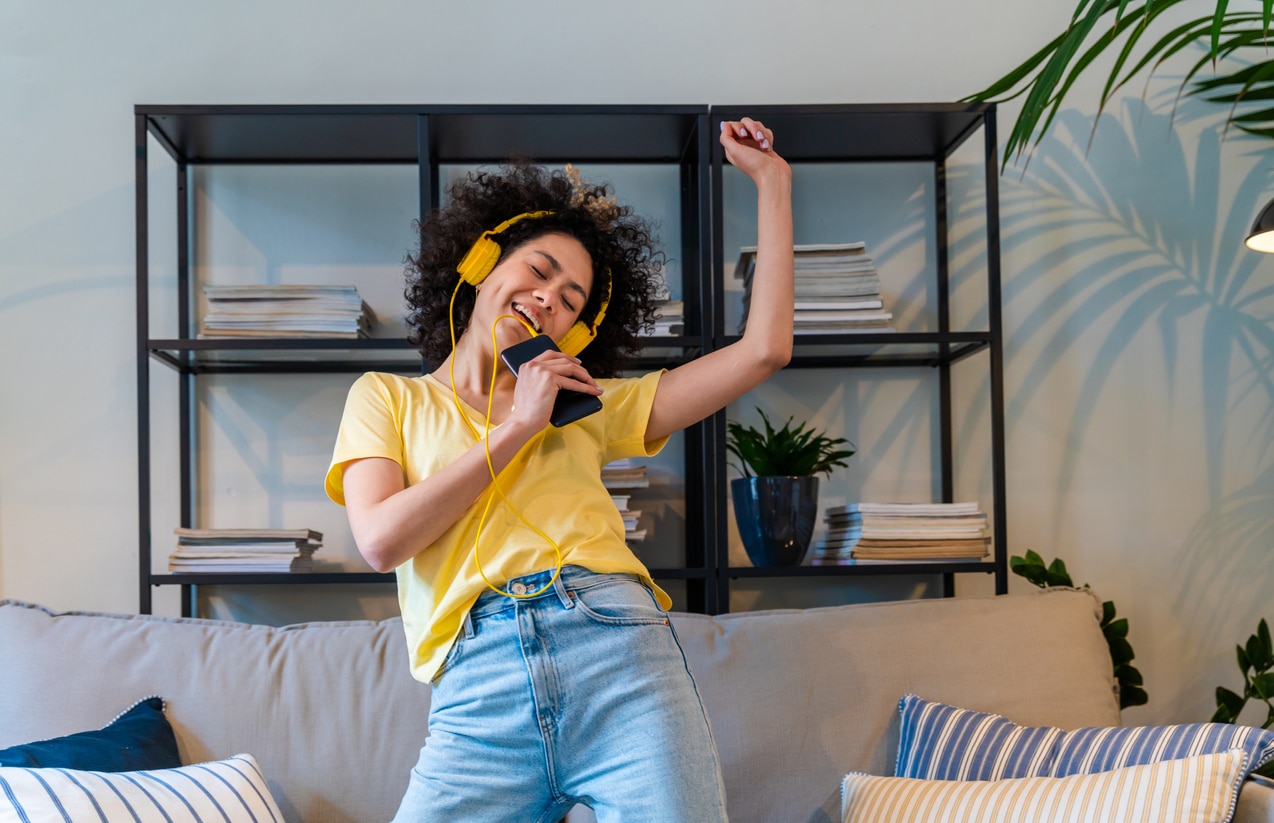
0, 696, 181, 771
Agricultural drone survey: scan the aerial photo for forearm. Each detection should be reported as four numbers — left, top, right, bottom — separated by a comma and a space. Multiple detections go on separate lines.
645, 162, 794, 440
739, 164, 795, 368
347, 422, 539, 572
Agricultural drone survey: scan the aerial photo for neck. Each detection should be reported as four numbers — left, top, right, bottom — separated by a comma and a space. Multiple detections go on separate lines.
436, 331, 515, 397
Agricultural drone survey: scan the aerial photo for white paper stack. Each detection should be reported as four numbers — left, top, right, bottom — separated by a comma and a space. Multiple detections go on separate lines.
849, 502, 990, 561
810, 504, 863, 565
611, 493, 646, 544
200, 285, 375, 339
168, 527, 322, 573
736, 242, 894, 335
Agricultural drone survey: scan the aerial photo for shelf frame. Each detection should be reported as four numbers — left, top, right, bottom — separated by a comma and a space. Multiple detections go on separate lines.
707, 103, 1008, 611
135, 102, 1008, 620
136, 104, 715, 616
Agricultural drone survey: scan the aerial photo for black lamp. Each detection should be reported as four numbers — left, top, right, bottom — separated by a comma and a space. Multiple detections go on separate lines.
1246, 197, 1274, 251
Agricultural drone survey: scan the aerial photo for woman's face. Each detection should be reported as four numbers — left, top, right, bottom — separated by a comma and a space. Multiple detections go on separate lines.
474, 231, 595, 350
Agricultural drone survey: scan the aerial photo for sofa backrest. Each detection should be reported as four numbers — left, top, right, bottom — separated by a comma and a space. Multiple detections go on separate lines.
0, 600, 427, 823
670, 587, 1120, 823
0, 589, 1118, 823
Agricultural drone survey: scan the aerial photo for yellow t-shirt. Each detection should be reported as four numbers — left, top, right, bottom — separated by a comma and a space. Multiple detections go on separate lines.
325, 369, 671, 683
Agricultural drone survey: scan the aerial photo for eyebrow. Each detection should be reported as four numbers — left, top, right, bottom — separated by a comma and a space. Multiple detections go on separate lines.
533, 250, 590, 303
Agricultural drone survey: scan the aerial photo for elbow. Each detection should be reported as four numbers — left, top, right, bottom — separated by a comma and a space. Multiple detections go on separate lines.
359, 544, 398, 574
354, 531, 405, 574
759, 343, 791, 374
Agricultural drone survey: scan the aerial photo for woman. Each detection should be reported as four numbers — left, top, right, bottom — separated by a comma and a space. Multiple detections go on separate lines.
326, 116, 792, 822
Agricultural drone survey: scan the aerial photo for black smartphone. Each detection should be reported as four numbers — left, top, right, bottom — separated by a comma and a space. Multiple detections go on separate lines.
499, 335, 603, 427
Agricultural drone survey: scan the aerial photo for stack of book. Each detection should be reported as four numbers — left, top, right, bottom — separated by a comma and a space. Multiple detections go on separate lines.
601, 459, 649, 491
810, 505, 864, 565
736, 242, 894, 334
610, 493, 646, 544
642, 293, 685, 338
200, 284, 375, 339
603, 461, 649, 544
850, 502, 989, 561
168, 527, 322, 573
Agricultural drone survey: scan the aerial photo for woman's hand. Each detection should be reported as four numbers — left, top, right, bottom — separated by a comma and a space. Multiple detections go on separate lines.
720, 117, 790, 184
507, 348, 602, 432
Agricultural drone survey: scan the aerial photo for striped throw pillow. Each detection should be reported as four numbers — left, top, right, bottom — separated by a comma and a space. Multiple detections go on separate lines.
0, 753, 282, 823
895, 694, 1274, 782
844, 748, 1248, 823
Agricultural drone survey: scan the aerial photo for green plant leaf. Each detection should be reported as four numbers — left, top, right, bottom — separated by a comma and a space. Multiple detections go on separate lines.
1121, 684, 1149, 708
1009, 554, 1049, 588
1102, 600, 1116, 625
1116, 665, 1144, 686
1259, 618, 1272, 667
1239, 643, 1252, 676
1215, 685, 1246, 721
1248, 636, 1266, 675
1104, 617, 1130, 639
725, 409, 854, 478
1108, 636, 1135, 667
1046, 558, 1074, 587
1253, 672, 1274, 701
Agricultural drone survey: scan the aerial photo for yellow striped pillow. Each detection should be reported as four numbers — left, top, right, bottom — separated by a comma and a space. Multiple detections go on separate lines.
841, 748, 1247, 823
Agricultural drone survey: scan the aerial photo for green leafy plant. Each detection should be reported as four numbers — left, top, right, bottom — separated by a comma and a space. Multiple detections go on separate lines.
725, 409, 855, 478
1211, 617, 1274, 733
1010, 550, 1148, 710
967, 0, 1274, 169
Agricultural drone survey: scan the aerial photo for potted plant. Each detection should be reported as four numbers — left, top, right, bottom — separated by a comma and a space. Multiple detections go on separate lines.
726, 409, 855, 567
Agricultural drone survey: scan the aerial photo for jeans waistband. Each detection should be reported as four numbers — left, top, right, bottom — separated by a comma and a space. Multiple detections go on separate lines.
466, 565, 642, 624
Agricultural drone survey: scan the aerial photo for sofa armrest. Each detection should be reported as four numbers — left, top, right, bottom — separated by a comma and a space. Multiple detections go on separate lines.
1236, 776, 1274, 823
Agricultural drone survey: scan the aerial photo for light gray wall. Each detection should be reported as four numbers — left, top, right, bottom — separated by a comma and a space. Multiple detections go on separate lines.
2, 0, 1271, 729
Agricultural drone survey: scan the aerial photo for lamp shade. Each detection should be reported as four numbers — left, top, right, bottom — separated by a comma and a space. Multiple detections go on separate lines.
1246, 197, 1274, 251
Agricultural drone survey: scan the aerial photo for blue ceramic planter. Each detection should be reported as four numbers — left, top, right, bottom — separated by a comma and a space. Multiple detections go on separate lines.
730, 476, 819, 567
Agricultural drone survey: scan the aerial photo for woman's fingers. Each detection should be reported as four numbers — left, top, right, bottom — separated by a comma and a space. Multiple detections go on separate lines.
720, 117, 773, 152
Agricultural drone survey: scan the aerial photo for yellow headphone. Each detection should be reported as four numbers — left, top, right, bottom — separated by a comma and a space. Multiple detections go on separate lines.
455, 211, 610, 356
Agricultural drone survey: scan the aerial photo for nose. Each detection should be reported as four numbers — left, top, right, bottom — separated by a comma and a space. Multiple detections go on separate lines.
533, 285, 556, 312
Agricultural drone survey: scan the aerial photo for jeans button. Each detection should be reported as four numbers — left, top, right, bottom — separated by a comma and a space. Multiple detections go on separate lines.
511, 582, 527, 595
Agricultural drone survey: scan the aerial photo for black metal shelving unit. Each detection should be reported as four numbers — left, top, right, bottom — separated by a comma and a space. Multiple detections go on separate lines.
709, 103, 1008, 605
135, 102, 1007, 620
136, 104, 713, 616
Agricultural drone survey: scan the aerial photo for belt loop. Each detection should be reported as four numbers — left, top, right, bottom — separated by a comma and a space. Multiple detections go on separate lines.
462, 609, 476, 639
553, 571, 574, 609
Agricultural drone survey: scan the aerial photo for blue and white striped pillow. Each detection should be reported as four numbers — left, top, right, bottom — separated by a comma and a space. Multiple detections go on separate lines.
845, 748, 1248, 823
895, 694, 1274, 783
0, 753, 282, 823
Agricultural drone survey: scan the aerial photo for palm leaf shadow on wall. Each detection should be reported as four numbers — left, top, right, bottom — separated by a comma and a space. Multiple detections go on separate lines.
943, 95, 1273, 648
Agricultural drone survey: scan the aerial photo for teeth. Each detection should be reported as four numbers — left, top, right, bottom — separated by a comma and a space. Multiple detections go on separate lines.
514, 304, 540, 332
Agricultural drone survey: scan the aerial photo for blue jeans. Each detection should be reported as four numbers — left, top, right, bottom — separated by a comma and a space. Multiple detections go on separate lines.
391, 566, 728, 823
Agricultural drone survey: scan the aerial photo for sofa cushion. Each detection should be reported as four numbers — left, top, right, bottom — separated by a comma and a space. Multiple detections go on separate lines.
668, 588, 1120, 823
0, 600, 430, 823
0, 696, 180, 772
841, 748, 1248, 823
0, 753, 282, 823
895, 694, 1274, 783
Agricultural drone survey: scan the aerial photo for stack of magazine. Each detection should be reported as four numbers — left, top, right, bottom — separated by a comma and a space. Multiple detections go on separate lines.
641, 289, 685, 338
850, 502, 989, 561
603, 460, 649, 544
200, 284, 375, 339
610, 492, 646, 544
736, 242, 894, 334
810, 505, 864, 565
168, 527, 321, 573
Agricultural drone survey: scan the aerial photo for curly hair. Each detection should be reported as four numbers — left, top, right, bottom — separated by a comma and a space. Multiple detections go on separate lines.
405, 162, 665, 378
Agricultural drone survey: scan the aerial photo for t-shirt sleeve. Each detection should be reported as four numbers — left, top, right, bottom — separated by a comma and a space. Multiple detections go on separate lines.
602, 370, 670, 464
324, 373, 404, 506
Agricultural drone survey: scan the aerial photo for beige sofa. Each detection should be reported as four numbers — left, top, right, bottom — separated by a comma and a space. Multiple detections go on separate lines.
2, 590, 1271, 822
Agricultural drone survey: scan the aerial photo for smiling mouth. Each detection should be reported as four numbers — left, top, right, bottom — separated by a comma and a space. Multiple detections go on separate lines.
512, 303, 541, 333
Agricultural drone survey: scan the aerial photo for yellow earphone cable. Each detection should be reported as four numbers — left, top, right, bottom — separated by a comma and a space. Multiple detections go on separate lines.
447, 282, 563, 599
